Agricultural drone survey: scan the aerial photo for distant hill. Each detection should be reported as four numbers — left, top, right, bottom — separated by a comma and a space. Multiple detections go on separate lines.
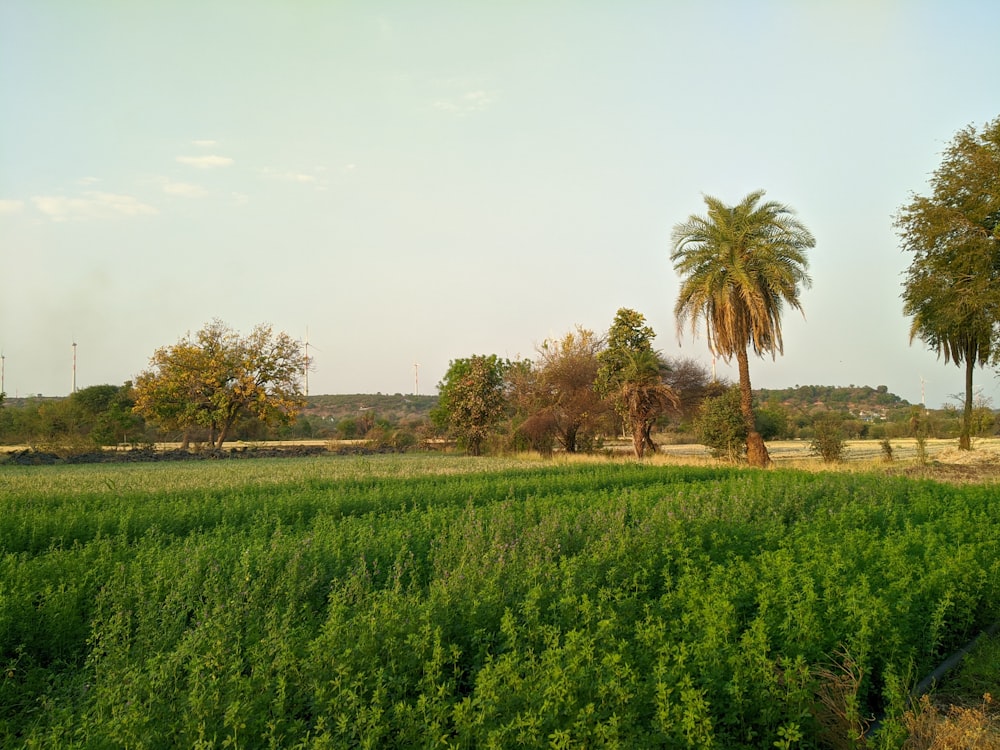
304, 393, 438, 425
755, 384, 911, 417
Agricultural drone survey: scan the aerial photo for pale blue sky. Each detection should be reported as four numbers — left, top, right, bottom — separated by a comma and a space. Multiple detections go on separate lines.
1, 1, 998, 408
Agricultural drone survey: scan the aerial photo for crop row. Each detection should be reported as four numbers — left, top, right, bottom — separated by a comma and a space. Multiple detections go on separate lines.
2, 457, 998, 748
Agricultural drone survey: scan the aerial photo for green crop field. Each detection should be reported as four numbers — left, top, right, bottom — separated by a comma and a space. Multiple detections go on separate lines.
2, 455, 998, 748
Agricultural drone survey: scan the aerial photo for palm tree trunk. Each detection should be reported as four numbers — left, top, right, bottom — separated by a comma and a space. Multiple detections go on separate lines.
632, 418, 646, 459
960, 355, 974, 450
736, 348, 770, 467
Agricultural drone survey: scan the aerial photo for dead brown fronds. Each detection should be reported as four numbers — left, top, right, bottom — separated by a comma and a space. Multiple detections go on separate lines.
902, 693, 1000, 749
812, 648, 874, 749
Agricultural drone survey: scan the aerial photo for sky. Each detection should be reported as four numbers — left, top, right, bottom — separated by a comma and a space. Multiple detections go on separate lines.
1, 1, 999, 409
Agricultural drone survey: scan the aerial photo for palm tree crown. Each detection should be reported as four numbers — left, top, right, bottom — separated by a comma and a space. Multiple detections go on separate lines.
671, 190, 814, 359
670, 190, 814, 467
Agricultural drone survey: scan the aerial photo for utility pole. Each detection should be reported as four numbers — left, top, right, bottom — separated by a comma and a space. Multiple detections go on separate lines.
303, 328, 320, 397
414, 362, 420, 396
1, 351, 5, 395
72, 340, 77, 394
304, 328, 310, 397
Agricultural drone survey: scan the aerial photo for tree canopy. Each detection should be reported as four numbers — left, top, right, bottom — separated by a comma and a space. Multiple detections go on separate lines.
897, 115, 1000, 450
612, 348, 679, 458
671, 190, 814, 466
595, 309, 679, 458
432, 354, 513, 456
525, 327, 608, 453
133, 320, 306, 449
595, 308, 656, 399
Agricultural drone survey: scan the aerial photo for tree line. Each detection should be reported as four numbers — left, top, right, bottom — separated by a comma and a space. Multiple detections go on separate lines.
435, 114, 1000, 464
1, 115, 996, 462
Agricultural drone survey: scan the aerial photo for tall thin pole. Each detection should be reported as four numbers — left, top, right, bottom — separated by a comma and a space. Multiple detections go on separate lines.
414, 362, 420, 396
304, 327, 310, 397
72, 340, 77, 394
1, 352, 5, 395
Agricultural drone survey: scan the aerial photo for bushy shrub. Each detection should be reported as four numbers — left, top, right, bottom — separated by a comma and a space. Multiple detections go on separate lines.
694, 386, 747, 460
880, 438, 894, 462
810, 413, 845, 462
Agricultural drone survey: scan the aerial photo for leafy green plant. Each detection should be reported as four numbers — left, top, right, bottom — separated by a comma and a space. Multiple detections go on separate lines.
810, 413, 846, 463
879, 438, 894, 463
2, 457, 999, 747
693, 385, 747, 461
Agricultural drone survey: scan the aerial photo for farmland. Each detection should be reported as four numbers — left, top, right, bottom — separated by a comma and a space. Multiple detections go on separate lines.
2, 455, 999, 748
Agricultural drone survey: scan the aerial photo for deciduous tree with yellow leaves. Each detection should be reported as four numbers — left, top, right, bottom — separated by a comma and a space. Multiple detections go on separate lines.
133, 320, 306, 449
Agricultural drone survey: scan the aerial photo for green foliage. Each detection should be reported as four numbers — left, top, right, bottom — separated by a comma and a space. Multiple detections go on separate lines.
0, 387, 145, 454
757, 384, 910, 411
71, 383, 143, 446
671, 190, 815, 360
595, 307, 656, 398
133, 319, 306, 449
595, 309, 678, 457
810, 413, 846, 463
432, 354, 513, 456
529, 327, 608, 453
754, 405, 789, 441
694, 385, 747, 460
879, 438, 894, 463
615, 348, 679, 458
305, 393, 438, 425
897, 115, 1000, 450
2, 457, 999, 747
671, 190, 815, 466
336, 416, 360, 439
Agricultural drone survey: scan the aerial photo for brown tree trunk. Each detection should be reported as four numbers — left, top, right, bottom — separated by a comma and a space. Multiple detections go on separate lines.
642, 420, 657, 456
736, 348, 770, 467
214, 420, 230, 450
632, 419, 646, 459
959, 355, 973, 450
564, 424, 578, 453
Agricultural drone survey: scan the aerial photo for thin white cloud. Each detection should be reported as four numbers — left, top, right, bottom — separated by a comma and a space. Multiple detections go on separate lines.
260, 167, 328, 188
263, 169, 316, 184
433, 90, 495, 115
192, 139, 217, 147
0, 199, 25, 215
162, 180, 208, 197
31, 192, 157, 221
176, 154, 234, 169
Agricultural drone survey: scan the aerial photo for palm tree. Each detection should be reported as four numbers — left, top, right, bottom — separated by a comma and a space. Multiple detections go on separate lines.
671, 190, 814, 466
615, 348, 679, 459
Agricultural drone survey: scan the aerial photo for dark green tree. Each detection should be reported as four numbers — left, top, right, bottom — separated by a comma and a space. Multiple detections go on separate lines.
897, 115, 1000, 450
810, 412, 845, 463
694, 386, 747, 461
596, 308, 656, 396
70, 383, 143, 446
671, 190, 814, 467
596, 308, 659, 439
432, 354, 512, 456
611, 348, 679, 458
